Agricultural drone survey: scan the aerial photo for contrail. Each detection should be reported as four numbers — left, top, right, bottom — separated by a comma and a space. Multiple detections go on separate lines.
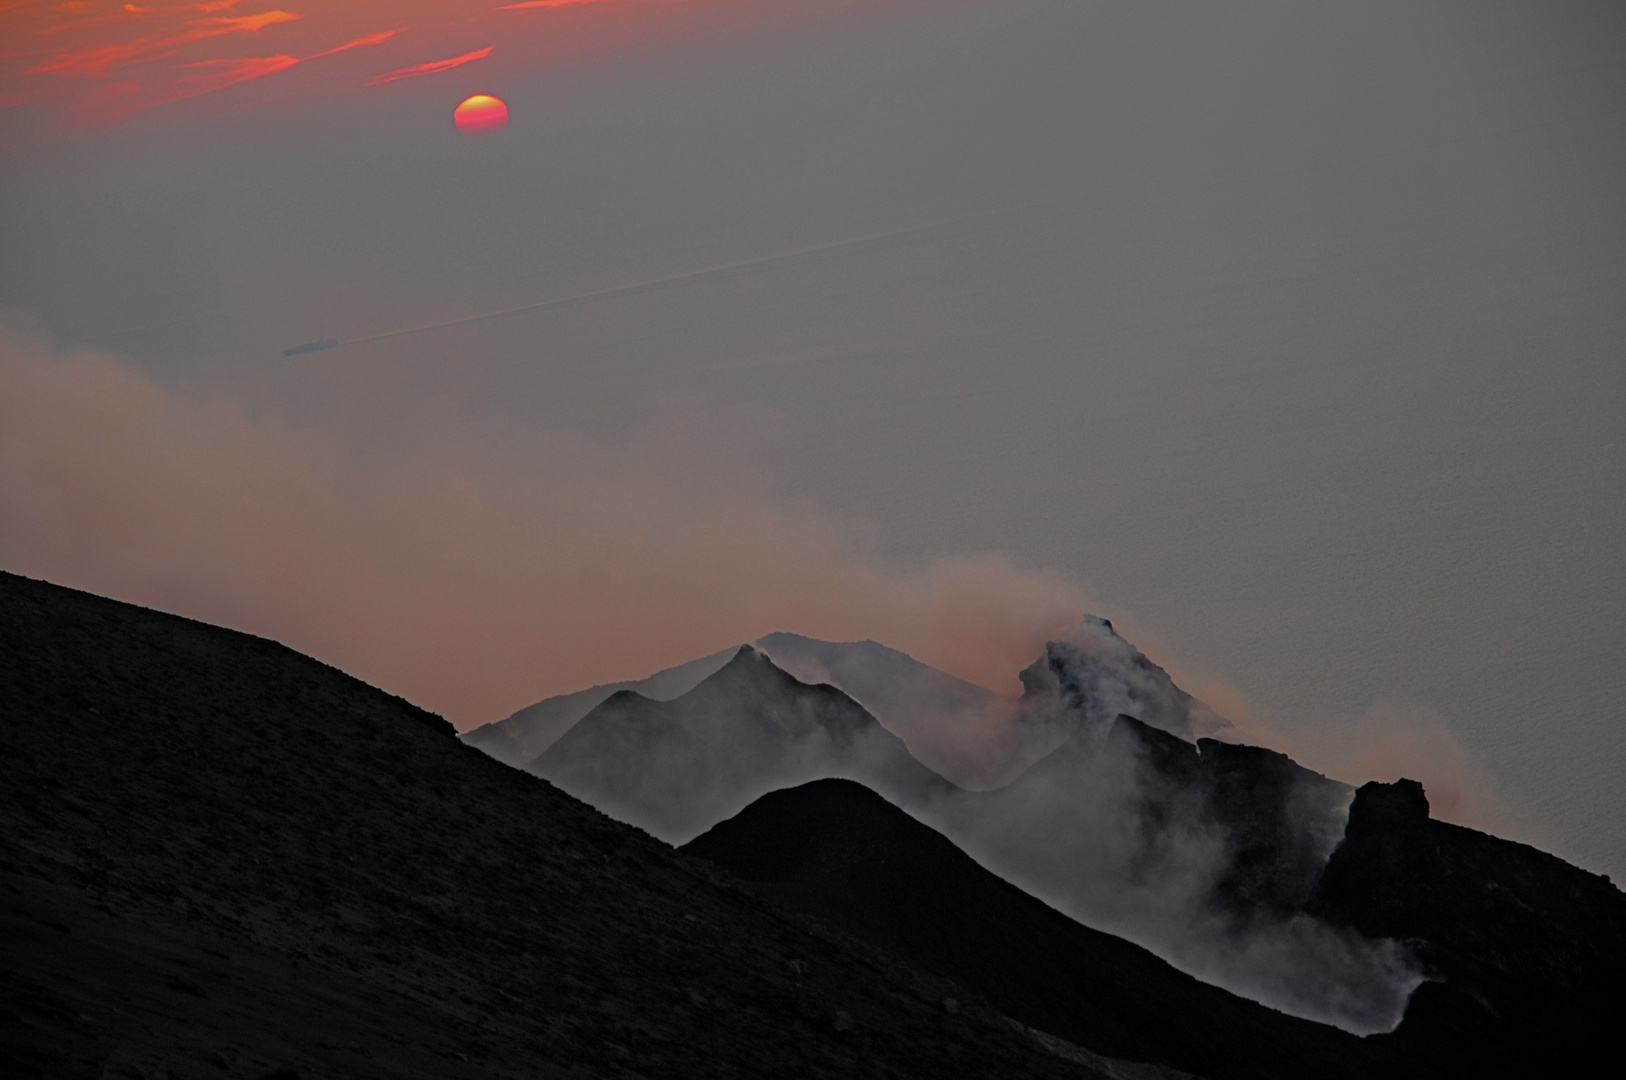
281, 219, 951, 358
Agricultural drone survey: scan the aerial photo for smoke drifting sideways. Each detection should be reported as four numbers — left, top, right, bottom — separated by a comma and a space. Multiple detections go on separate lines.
524, 613, 1431, 1034
904, 620, 1426, 1035
0, 324, 1087, 727
0, 324, 1465, 1031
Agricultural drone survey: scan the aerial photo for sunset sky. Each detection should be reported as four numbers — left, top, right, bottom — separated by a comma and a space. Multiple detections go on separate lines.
0, 0, 707, 131
2, 0, 1622, 878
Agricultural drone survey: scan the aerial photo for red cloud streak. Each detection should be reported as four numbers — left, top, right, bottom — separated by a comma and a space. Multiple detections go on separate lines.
497, 0, 608, 9
365, 45, 493, 87
307, 27, 402, 60
27, 9, 302, 78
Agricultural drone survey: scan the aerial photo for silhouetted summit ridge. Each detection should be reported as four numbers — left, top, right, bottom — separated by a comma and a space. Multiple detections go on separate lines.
533, 643, 954, 843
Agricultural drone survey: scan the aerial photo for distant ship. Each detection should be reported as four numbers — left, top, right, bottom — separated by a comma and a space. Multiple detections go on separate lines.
282, 338, 339, 357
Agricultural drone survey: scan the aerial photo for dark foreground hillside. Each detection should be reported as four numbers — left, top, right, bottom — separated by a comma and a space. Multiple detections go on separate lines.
0, 571, 1106, 1080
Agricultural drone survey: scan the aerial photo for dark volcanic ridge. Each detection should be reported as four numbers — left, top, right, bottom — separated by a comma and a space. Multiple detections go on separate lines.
467, 600, 1626, 1071
1305, 777, 1626, 1077
683, 771, 1626, 1079
682, 778, 1382, 1080
501, 628, 1392, 1030
5, 570, 1622, 1080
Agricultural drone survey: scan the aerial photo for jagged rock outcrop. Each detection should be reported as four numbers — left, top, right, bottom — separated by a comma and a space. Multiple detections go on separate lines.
684, 778, 1394, 1080
1308, 778, 1626, 1076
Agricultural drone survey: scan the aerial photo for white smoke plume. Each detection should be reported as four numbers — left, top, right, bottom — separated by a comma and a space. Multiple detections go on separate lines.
1, 322, 1432, 1036
770, 618, 1427, 1034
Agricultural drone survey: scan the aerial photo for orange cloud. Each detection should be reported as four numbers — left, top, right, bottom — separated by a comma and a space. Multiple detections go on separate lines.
497, 0, 608, 9
29, 18, 398, 124
80, 52, 297, 121
85, 24, 394, 120
27, 8, 300, 78
35, 3, 170, 37
84, 79, 143, 104
0, 86, 47, 107
307, 27, 400, 60
0, 328, 1087, 727
179, 51, 298, 88
188, 9, 298, 32
1, 0, 788, 138
365, 45, 491, 87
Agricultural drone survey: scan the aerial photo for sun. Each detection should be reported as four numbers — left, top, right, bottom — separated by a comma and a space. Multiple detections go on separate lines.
454, 94, 509, 135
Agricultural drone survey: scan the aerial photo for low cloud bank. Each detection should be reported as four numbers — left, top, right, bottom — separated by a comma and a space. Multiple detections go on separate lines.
0, 325, 1085, 726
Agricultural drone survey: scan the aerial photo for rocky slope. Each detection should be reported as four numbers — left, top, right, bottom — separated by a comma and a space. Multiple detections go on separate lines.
1306, 778, 1626, 1076
511, 630, 1419, 1032
0, 571, 1109, 1080
683, 778, 1392, 1080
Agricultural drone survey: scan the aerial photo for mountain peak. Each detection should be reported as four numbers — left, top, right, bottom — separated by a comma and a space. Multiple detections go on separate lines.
530, 638, 953, 843
1031, 615, 1234, 742
690, 642, 808, 698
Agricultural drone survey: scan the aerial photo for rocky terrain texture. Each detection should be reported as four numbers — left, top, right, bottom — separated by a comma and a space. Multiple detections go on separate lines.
7, 569, 1622, 1079
685, 769, 1626, 1080
1306, 778, 1626, 1076
0, 571, 1113, 1080
683, 778, 1387, 1080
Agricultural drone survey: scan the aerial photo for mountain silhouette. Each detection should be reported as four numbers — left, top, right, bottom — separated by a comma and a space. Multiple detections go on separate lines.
504, 632, 1423, 1031
467, 632, 1005, 784
754, 632, 1011, 786
683, 778, 1391, 1080
461, 646, 736, 767
533, 645, 956, 843
0, 571, 1108, 1079
14, 567, 1619, 1079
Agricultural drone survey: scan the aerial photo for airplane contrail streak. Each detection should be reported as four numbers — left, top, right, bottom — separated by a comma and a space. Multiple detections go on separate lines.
281, 218, 955, 357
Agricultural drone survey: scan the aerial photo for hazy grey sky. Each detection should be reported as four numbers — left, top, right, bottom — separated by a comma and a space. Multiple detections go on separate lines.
2, 0, 1622, 876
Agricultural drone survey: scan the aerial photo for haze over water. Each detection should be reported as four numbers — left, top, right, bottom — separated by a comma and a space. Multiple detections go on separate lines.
2, 1, 1622, 877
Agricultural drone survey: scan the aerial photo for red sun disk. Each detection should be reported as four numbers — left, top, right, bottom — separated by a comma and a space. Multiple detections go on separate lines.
455, 94, 508, 135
